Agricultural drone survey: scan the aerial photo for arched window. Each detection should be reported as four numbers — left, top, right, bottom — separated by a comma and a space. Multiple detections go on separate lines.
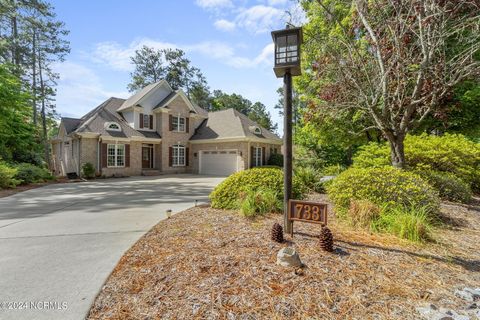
105, 122, 121, 131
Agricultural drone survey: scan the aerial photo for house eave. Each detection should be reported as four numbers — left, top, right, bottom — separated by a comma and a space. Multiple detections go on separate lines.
189, 137, 283, 144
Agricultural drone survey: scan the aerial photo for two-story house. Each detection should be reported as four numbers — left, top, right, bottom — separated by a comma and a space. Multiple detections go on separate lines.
50, 80, 282, 177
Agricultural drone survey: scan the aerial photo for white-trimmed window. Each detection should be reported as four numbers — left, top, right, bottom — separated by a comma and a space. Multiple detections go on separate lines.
173, 144, 185, 166
107, 144, 125, 167
143, 114, 150, 129
172, 116, 186, 132
105, 122, 121, 131
253, 147, 263, 167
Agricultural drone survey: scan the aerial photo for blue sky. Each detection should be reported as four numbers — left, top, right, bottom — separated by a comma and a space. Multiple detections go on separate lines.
51, 0, 305, 131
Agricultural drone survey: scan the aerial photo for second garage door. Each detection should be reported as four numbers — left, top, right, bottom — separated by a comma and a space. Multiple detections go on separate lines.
200, 150, 239, 176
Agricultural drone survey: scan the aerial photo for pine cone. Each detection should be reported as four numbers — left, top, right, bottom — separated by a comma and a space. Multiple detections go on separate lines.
271, 223, 284, 243
319, 226, 334, 252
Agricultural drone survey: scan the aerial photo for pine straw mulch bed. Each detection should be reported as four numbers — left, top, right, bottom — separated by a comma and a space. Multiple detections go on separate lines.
88, 195, 480, 320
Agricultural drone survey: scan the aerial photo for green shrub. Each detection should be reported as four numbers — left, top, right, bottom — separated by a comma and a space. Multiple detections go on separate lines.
0, 161, 20, 189
239, 188, 282, 217
327, 166, 440, 216
353, 134, 480, 191
415, 170, 472, 203
210, 167, 305, 210
371, 205, 435, 242
294, 166, 324, 193
267, 153, 283, 167
82, 162, 95, 179
321, 164, 346, 176
14, 163, 53, 185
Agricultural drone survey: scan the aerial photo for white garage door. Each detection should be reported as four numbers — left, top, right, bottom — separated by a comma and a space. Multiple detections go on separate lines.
200, 150, 239, 176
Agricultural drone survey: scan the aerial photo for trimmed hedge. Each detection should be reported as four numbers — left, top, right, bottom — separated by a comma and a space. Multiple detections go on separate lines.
353, 133, 480, 191
210, 167, 305, 210
326, 166, 440, 216
82, 162, 95, 179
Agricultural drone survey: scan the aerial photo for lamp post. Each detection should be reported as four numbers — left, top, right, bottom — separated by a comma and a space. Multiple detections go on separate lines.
271, 25, 303, 235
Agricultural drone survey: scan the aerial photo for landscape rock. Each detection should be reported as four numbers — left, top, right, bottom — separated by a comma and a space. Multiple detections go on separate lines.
416, 304, 470, 320
319, 176, 336, 183
276, 247, 302, 267
455, 288, 480, 302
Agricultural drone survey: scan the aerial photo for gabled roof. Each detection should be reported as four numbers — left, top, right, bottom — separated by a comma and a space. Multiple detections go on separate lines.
63, 97, 161, 139
190, 108, 281, 142
117, 80, 173, 112
153, 89, 208, 117
62, 117, 81, 134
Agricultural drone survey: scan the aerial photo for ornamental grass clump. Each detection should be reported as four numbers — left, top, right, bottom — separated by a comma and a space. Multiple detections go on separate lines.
239, 188, 282, 217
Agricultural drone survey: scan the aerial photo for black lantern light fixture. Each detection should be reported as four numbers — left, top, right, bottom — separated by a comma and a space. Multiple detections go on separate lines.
272, 26, 303, 78
272, 24, 303, 235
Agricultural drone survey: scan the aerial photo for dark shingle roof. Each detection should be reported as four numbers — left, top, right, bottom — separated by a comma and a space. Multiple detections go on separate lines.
190, 108, 280, 142
62, 117, 81, 134
65, 97, 161, 139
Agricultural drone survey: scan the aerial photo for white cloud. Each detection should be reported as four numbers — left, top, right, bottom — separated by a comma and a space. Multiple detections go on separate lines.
53, 61, 129, 117
89, 38, 176, 72
214, 19, 236, 32
195, 0, 232, 9
235, 5, 284, 34
89, 38, 273, 71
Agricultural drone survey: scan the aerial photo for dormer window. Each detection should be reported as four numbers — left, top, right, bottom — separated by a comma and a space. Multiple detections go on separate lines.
249, 126, 262, 135
105, 122, 121, 131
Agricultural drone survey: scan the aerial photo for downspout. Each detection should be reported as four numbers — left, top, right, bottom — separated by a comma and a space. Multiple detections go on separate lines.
97, 137, 101, 175
247, 139, 251, 169
78, 137, 82, 176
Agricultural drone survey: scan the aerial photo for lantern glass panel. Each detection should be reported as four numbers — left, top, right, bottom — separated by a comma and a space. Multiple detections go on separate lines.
275, 33, 298, 65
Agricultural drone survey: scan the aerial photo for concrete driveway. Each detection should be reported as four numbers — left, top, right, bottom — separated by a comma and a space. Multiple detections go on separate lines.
0, 175, 224, 320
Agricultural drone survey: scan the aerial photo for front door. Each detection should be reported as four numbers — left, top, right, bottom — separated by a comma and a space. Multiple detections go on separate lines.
142, 145, 153, 169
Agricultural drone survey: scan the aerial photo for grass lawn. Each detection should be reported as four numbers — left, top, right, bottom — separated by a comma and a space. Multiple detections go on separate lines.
88, 195, 480, 319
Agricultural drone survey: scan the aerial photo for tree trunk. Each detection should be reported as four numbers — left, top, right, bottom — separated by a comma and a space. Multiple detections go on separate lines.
386, 134, 406, 169
32, 28, 37, 125
11, 14, 20, 66
38, 45, 49, 167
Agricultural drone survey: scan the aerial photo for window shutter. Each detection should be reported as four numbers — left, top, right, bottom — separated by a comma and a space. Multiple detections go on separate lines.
169, 115, 173, 131
101, 143, 107, 168
139, 113, 144, 128
186, 117, 190, 133
250, 146, 255, 168
262, 147, 266, 166
149, 115, 153, 129
186, 147, 189, 166
169, 147, 173, 166
125, 144, 130, 167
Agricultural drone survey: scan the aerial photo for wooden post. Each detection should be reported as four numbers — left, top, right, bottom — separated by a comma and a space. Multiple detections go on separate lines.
284, 70, 293, 234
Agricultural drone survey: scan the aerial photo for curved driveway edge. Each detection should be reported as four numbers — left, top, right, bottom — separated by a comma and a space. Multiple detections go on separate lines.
0, 175, 223, 320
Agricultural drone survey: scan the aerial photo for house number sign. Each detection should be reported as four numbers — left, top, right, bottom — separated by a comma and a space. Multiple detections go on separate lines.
288, 200, 327, 226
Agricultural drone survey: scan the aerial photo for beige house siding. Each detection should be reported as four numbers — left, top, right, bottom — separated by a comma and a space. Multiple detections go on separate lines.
79, 138, 98, 175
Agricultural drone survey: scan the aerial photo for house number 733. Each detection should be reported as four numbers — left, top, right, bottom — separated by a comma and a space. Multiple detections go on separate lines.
288, 200, 327, 225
